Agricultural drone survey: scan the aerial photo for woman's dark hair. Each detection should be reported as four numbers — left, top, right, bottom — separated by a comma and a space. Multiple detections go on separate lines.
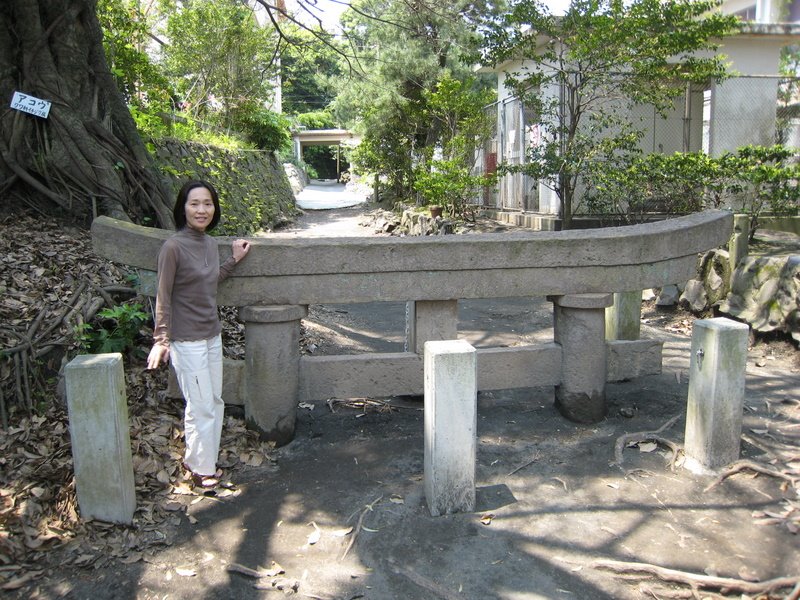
173, 180, 221, 231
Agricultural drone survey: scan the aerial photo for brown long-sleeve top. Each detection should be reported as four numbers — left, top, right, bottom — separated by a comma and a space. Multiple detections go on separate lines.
152, 228, 237, 345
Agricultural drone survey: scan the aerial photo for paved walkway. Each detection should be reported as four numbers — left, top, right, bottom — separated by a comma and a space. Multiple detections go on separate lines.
295, 180, 368, 210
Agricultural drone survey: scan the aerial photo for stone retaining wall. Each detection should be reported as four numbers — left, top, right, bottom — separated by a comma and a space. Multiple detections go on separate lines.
152, 139, 297, 236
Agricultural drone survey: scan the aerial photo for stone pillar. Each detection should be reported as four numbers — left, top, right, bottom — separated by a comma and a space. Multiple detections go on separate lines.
65, 353, 135, 524
684, 317, 749, 474
406, 300, 458, 354
605, 290, 642, 341
728, 214, 750, 273
424, 340, 477, 517
549, 293, 613, 423
241, 305, 307, 446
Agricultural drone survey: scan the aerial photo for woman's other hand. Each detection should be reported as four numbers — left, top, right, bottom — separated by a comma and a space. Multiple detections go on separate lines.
147, 342, 170, 369
232, 239, 251, 263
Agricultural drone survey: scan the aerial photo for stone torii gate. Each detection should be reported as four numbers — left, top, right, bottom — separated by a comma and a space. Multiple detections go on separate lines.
92, 211, 732, 446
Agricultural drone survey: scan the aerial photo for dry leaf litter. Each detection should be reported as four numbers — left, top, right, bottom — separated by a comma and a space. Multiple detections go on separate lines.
0, 214, 273, 592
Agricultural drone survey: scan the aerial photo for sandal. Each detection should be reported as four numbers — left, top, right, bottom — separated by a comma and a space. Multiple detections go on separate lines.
183, 463, 222, 488
191, 473, 219, 488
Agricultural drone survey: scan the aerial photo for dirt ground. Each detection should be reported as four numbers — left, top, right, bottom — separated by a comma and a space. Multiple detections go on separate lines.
12, 206, 800, 600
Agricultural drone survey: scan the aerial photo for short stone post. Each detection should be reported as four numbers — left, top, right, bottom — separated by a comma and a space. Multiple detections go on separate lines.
728, 214, 750, 274
406, 300, 458, 354
241, 305, 308, 446
424, 340, 477, 517
684, 317, 750, 474
605, 290, 642, 341
65, 353, 135, 524
549, 293, 613, 423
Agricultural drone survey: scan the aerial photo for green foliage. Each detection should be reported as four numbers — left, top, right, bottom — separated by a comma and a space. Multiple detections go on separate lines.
235, 108, 292, 153
296, 111, 337, 130
585, 151, 731, 221
334, 0, 501, 198
279, 24, 345, 116
414, 158, 496, 219
584, 145, 800, 232
97, 0, 173, 110
727, 145, 800, 235
481, 0, 740, 228
75, 303, 149, 355
412, 75, 497, 218
163, 0, 278, 131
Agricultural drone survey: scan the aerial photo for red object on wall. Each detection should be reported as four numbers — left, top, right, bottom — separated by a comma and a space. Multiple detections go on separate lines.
485, 152, 497, 174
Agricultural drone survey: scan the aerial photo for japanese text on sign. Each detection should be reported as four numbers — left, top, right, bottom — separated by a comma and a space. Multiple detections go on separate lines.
10, 91, 52, 119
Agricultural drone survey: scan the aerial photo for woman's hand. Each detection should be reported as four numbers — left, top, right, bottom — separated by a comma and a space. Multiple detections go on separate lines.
232, 239, 251, 263
147, 342, 170, 370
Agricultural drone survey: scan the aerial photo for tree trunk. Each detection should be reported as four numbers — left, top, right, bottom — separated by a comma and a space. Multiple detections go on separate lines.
0, 0, 173, 227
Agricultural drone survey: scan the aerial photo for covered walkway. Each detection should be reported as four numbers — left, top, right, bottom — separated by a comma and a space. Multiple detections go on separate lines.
292, 129, 362, 179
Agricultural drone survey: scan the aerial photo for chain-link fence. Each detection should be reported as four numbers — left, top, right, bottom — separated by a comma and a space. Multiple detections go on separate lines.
478, 75, 800, 212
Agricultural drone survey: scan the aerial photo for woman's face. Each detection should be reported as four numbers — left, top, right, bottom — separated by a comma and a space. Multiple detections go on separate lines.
184, 186, 215, 232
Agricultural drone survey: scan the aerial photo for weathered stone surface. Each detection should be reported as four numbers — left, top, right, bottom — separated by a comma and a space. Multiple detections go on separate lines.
424, 340, 477, 516
65, 354, 136, 524
552, 295, 609, 423
719, 255, 800, 342
684, 318, 749, 474
398, 209, 452, 236
680, 279, 708, 313
243, 305, 307, 446
283, 163, 309, 195
605, 291, 641, 340
92, 211, 733, 307
698, 249, 731, 305
153, 139, 297, 234
656, 284, 682, 306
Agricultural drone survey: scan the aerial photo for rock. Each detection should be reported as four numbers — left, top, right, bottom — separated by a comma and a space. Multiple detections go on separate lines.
718, 255, 800, 341
679, 279, 708, 313
641, 289, 657, 302
697, 249, 731, 306
656, 284, 681, 306
283, 163, 309, 195
399, 209, 448, 236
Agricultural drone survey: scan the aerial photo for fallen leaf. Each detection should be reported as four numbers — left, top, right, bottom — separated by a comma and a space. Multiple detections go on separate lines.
176, 567, 196, 577
332, 527, 353, 537
389, 495, 404, 504
0, 571, 43, 590
480, 513, 494, 525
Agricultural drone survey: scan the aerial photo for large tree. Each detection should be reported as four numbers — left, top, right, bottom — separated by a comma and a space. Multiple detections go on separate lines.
0, 0, 173, 227
333, 0, 500, 199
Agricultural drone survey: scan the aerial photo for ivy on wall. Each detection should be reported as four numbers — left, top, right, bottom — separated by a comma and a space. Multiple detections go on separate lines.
153, 139, 299, 235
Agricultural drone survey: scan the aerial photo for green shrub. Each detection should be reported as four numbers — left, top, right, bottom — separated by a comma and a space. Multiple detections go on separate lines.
75, 302, 149, 356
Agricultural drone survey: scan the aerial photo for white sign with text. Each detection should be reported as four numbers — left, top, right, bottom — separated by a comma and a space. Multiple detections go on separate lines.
10, 91, 52, 119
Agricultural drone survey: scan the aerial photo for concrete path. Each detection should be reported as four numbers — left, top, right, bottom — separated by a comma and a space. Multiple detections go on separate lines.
295, 179, 367, 210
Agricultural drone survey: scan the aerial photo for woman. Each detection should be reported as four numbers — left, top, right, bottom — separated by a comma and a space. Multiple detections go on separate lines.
147, 180, 251, 488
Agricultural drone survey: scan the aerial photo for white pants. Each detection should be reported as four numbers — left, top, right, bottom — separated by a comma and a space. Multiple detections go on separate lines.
171, 335, 224, 476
